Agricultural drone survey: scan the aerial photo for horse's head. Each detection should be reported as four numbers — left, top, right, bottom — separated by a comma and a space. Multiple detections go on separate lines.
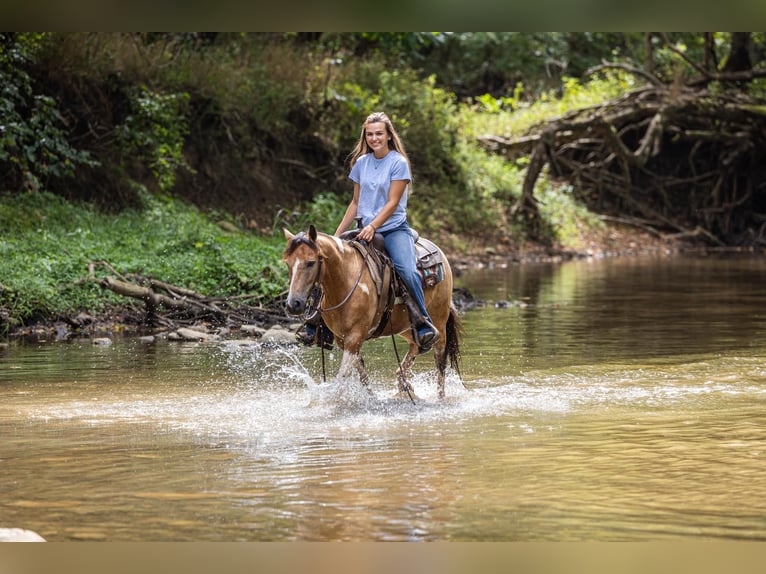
282, 225, 321, 316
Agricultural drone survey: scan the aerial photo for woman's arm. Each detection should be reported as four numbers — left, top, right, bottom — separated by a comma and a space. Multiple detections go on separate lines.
334, 183, 361, 236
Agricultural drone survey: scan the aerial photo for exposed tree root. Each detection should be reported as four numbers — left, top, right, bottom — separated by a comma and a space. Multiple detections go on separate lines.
479, 77, 766, 246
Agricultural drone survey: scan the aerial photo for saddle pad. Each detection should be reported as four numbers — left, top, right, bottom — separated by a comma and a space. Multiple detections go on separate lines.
414, 237, 443, 269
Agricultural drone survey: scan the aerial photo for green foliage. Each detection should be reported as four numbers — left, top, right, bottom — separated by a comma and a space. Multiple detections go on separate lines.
0, 33, 97, 193
407, 33, 554, 98
0, 191, 287, 329
51, 33, 309, 136
474, 83, 525, 113
272, 192, 348, 236
748, 78, 766, 100
460, 70, 637, 141
37, 33, 313, 200
164, 34, 309, 133
410, 33, 639, 100
534, 180, 606, 248
315, 32, 438, 64
116, 86, 192, 192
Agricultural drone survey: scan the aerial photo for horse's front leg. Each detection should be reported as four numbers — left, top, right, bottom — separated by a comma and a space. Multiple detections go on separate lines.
355, 355, 371, 389
337, 348, 373, 396
396, 342, 419, 396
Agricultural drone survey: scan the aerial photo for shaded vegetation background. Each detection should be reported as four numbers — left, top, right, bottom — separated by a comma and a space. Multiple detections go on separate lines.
1, 32, 765, 333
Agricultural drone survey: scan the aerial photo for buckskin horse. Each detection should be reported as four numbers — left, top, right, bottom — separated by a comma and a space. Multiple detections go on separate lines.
282, 225, 462, 399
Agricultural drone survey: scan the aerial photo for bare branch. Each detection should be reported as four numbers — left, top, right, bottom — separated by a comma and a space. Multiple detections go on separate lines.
659, 33, 711, 79
584, 62, 665, 87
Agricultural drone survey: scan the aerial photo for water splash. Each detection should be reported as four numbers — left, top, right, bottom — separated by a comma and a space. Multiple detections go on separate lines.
16, 341, 766, 464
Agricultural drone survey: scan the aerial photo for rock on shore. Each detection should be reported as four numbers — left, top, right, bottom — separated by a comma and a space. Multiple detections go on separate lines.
0, 528, 46, 542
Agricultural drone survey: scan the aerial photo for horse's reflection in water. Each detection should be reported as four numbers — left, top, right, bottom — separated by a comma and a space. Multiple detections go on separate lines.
283, 225, 462, 400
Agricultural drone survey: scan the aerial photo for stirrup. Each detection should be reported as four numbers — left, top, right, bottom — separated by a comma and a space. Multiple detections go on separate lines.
296, 320, 334, 350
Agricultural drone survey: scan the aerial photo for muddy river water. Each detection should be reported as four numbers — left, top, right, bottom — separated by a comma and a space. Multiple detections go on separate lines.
1, 253, 765, 541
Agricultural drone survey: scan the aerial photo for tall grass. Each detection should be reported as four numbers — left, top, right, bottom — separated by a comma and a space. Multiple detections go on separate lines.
44, 33, 312, 132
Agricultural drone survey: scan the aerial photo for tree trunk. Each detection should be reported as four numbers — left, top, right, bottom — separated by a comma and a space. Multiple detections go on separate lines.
703, 32, 717, 72
644, 33, 655, 77
722, 32, 752, 73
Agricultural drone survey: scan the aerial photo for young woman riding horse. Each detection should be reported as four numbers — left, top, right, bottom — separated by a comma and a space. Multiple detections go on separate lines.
283, 224, 462, 399
336, 111, 439, 350
283, 112, 462, 398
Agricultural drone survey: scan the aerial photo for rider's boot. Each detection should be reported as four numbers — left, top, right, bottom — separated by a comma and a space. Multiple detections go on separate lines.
296, 311, 334, 350
401, 288, 439, 354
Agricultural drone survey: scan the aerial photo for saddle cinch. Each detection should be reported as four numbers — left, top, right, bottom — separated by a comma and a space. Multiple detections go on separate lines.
339, 227, 445, 340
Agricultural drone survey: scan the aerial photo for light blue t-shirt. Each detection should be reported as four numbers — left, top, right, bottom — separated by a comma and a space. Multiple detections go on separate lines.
349, 150, 411, 233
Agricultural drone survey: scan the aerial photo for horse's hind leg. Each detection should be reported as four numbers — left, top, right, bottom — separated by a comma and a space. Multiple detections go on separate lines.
433, 338, 449, 399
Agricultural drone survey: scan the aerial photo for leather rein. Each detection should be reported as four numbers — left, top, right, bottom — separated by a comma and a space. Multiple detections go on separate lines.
312, 247, 369, 314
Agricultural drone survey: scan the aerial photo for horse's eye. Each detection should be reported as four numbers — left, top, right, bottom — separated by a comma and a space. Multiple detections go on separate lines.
306, 261, 316, 268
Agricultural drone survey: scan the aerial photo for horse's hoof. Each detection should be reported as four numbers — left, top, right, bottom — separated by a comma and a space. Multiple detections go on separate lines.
395, 389, 420, 401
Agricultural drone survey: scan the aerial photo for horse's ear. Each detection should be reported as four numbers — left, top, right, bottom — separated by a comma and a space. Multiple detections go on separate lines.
283, 228, 294, 241
308, 224, 317, 242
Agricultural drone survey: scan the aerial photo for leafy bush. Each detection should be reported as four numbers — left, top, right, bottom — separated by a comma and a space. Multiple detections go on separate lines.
535, 179, 606, 248
116, 86, 192, 192
272, 191, 348, 236
0, 33, 97, 193
460, 70, 638, 141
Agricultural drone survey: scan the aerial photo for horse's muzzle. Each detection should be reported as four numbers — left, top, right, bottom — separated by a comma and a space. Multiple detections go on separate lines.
285, 297, 306, 316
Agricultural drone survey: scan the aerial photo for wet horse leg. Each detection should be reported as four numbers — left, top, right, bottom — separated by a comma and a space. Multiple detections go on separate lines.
396, 339, 449, 399
337, 348, 373, 395
396, 342, 419, 396
354, 355, 371, 390
433, 337, 449, 399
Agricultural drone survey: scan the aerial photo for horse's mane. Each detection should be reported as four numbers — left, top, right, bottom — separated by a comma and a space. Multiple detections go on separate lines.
284, 227, 349, 261
283, 231, 317, 257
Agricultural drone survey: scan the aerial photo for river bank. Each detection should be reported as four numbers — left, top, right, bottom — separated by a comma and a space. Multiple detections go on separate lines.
8, 220, 764, 345
3, 224, 706, 345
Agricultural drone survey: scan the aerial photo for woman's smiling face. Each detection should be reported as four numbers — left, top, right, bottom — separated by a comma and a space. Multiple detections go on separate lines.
365, 121, 390, 157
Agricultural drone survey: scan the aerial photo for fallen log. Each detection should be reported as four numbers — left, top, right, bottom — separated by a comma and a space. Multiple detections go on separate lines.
96, 267, 290, 330
100, 276, 191, 310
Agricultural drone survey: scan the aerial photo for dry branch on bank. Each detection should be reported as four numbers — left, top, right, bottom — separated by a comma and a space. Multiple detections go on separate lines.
479, 81, 766, 246
92, 261, 289, 330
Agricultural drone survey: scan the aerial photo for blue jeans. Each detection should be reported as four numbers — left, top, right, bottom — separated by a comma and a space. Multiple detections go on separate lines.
381, 223, 432, 324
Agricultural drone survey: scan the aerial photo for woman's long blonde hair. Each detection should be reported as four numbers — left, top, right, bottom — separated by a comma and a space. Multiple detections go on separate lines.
348, 112, 413, 187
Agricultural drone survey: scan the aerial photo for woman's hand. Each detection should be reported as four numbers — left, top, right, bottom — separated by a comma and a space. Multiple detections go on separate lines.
357, 223, 377, 243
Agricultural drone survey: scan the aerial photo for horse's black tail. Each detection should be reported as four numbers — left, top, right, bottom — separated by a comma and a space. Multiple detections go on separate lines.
443, 304, 464, 378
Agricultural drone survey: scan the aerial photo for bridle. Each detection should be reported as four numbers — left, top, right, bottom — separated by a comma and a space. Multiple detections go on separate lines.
317, 256, 366, 313
292, 236, 367, 314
